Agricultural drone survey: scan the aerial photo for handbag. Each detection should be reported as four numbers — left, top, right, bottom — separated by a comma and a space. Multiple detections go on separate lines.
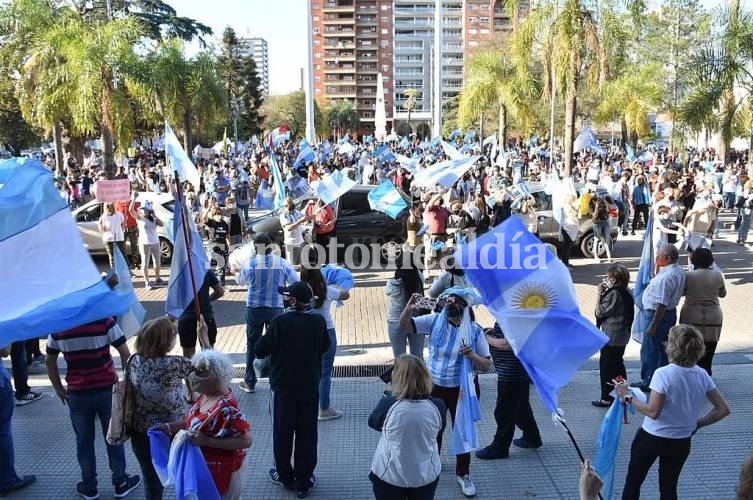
106, 355, 136, 445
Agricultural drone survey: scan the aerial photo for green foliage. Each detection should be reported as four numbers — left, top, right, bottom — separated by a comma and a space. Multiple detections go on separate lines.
263, 90, 324, 140
0, 75, 42, 155
238, 55, 265, 140
326, 99, 360, 137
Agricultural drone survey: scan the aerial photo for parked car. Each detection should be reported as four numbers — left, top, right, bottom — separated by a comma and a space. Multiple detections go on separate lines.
247, 185, 407, 263
74, 192, 175, 263
522, 182, 619, 259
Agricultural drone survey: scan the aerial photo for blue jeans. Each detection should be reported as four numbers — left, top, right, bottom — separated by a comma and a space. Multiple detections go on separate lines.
319, 328, 337, 410
639, 308, 677, 386
739, 211, 751, 242
245, 306, 283, 386
0, 376, 20, 491
68, 388, 127, 492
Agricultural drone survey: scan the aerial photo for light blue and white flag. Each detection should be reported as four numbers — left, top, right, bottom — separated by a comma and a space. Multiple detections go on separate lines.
166, 123, 201, 190
166, 192, 210, 318
631, 217, 654, 343
269, 154, 287, 209
399, 136, 411, 149
113, 246, 146, 339
294, 139, 315, 168
368, 180, 408, 219
338, 133, 350, 144
0, 158, 128, 343
315, 170, 357, 205
638, 150, 655, 163
373, 144, 396, 164
456, 216, 608, 412
413, 156, 480, 189
441, 141, 464, 160
385, 132, 398, 142
363, 135, 374, 144
394, 153, 420, 172
460, 142, 477, 154
270, 127, 290, 146
483, 133, 497, 147
625, 143, 636, 162
451, 354, 482, 455
429, 136, 442, 148
464, 130, 477, 144
449, 128, 462, 140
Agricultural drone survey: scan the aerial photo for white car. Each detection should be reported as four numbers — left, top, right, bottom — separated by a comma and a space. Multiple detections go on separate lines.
73, 192, 175, 263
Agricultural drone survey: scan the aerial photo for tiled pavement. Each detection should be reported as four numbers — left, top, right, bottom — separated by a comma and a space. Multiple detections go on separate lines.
6, 212, 753, 499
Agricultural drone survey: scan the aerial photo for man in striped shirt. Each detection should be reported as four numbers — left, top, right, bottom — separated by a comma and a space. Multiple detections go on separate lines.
475, 322, 542, 461
236, 232, 299, 393
45, 314, 141, 500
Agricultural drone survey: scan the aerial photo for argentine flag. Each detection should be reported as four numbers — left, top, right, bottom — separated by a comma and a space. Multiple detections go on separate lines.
294, 139, 315, 169
113, 246, 146, 338
0, 158, 128, 342
338, 133, 350, 144
315, 170, 356, 205
394, 154, 420, 173
441, 141, 463, 160
483, 133, 497, 147
373, 144, 396, 164
368, 181, 408, 219
631, 217, 654, 343
456, 216, 608, 412
269, 154, 287, 209
270, 127, 290, 146
412, 155, 480, 189
464, 130, 477, 144
398, 136, 411, 149
449, 128, 462, 140
166, 123, 201, 190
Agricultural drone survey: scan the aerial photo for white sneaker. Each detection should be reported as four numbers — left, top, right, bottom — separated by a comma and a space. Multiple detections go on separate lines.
456, 475, 476, 497
318, 408, 344, 421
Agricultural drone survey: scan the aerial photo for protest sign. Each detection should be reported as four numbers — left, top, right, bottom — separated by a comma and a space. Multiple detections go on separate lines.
94, 179, 130, 203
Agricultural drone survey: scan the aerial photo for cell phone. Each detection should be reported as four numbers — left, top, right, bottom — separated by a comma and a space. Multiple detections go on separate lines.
415, 297, 438, 310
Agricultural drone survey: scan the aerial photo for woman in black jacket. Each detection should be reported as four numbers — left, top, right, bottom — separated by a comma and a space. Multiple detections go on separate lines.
592, 263, 634, 407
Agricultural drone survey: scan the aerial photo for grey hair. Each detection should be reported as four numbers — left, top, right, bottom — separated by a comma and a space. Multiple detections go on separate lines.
191, 350, 234, 389
659, 244, 679, 263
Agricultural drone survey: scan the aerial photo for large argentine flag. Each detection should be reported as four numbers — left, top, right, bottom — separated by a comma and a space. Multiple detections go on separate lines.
394, 153, 420, 172
441, 141, 463, 160
0, 158, 128, 343
456, 216, 608, 412
368, 180, 408, 219
412, 155, 480, 189
294, 139, 315, 169
166, 193, 209, 318
315, 170, 356, 205
166, 123, 201, 190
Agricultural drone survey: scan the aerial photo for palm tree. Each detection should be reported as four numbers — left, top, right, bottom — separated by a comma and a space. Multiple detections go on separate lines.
679, 0, 753, 163
458, 46, 539, 149
403, 88, 420, 135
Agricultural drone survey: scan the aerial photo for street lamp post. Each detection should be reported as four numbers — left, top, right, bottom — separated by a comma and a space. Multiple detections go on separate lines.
231, 97, 241, 157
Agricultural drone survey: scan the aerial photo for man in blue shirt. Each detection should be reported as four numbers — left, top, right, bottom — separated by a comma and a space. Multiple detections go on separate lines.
236, 233, 299, 393
213, 168, 231, 206
631, 175, 650, 235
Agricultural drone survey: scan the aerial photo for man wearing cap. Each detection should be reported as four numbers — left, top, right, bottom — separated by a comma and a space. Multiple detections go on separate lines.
399, 286, 492, 498
256, 282, 330, 499
236, 233, 299, 394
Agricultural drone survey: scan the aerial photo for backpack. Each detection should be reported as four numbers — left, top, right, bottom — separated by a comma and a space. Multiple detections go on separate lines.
593, 199, 609, 221
236, 182, 250, 203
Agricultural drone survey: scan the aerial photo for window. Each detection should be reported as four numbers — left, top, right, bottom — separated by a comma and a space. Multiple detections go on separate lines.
315, 64, 321, 70
469, 28, 477, 34
315, 88, 321, 93
380, 40, 389, 48
339, 192, 373, 216
313, 16, 320, 21
480, 4, 490, 10
480, 28, 490, 34
480, 17, 490, 23
381, 28, 388, 34
382, 64, 389, 72
381, 16, 388, 22
313, 28, 320, 35
468, 16, 478, 22
314, 76, 321, 82
470, 4, 478, 10
314, 39, 320, 45
469, 40, 478, 47
315, 52, 322, 58
381, 4, 389, 10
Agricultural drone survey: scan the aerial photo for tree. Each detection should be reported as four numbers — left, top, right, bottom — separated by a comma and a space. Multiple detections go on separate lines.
263, 90, 324, 140
403, 88, 420, 135
679, 0, 753, 163
327, 99, 360, 139
238, 55, 265, 140
458, 46, 539, 149
0, 75, 41, 155
218, 27, 241, 109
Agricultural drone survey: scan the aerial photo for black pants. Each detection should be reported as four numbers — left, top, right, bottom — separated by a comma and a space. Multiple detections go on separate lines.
130, 431, 163, 500
490, 380, 541, 452
9, 342, 29, 399
632, 204, 649, 232
272, 390, 319, 490
599, 345, 627, 401
432, 378, 480, 476
369, 472, 438, 500
697, 341, 717, 376
558, 230, 574, 265
622, 428, 691, 500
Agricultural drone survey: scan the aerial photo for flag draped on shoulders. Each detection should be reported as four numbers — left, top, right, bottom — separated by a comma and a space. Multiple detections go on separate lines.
0, 158, 129, 343
451, 355, 482, 455
456, 216, 607, 412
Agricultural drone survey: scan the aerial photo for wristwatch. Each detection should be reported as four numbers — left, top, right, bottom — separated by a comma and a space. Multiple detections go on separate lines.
623, 395, 634, 404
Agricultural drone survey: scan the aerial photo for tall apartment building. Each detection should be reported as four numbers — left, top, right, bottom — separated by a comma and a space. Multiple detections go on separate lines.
309, 0, 527, 136
311, 0, 394, 136
238, 37, 270, 95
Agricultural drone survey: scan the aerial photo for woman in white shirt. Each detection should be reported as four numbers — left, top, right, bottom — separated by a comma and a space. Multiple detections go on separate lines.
98, 203, 125, 268
129, 197, 164, 289
615, 324, 730, 500
300, 266, 350, 422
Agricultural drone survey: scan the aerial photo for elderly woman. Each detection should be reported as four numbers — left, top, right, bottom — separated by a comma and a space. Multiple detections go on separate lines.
615, 325, 730, 500
158, 350, 252, 500
368, 354, 446, 500
129, 317, 210, 500
680, 248, 726, 376
592, 264, 634, 408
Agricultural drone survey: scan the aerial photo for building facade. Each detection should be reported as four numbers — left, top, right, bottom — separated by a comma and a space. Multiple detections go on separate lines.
238, 37, 270, 95
309, 0, 527, 137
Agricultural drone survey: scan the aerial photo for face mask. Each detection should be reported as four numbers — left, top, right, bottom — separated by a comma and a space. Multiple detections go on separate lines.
213, 215, 222, 222
445, 303, 464, 319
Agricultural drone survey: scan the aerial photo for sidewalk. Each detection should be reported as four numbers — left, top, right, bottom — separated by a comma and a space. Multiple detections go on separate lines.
13, 361, 753, 499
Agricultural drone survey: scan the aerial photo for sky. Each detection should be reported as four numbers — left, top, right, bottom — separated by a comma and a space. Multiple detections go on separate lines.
172, 0, 753, 96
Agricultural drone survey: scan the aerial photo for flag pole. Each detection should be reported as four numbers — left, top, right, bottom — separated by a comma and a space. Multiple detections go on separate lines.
173, 169, 202, 320
553, 413, 605, 500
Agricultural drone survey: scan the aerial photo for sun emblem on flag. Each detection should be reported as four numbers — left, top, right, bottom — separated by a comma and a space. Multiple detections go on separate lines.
511, 282, 557, 309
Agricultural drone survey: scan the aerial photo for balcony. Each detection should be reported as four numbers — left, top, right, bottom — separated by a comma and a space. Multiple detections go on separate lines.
323, 17, 355, 25
355, 16, 377, 26
325, 79, 357, 85
356, 4, 376, 11
324, 41, 356, 49
357, 30, 377, 38
326, 90, 358, 98
323, 28, 355, 37
358, 103, 376, 111
394, 7, 434, 16
323, 54, 356, 62
323, 3, 355, 13
359, 55, 377, 62
357, 66, 378, 73
324, 66, 357, 73
357, 79, 377, 86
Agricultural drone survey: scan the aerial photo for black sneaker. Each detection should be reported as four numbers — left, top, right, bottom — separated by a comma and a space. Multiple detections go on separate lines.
76, 482, 99, 500
475, 445, 509, 460
268, 468, 295, 490
0, 475, 35, 495
297, 475, 317, 499
114, 475, 141, 498
513, 437, 542, 449
15, 391, 44, 406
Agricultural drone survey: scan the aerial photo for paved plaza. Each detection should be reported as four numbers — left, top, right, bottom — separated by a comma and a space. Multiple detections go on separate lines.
6, 215, 753, 499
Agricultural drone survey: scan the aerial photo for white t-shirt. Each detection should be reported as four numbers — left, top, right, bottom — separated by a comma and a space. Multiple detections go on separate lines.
280, 210, 305, 246
137, 218, 159, 245
643, 364, 716, 439
313, 285, 342, 330
100, 212, 124, 242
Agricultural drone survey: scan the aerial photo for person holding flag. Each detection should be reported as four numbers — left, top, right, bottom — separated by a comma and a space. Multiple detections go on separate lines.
398, 287, 491, 498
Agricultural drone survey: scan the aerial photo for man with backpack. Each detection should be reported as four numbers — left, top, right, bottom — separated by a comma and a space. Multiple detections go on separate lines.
591, 192, 613, 263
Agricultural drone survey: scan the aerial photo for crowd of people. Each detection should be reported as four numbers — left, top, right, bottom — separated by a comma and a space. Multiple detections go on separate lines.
2, 134, 752, 500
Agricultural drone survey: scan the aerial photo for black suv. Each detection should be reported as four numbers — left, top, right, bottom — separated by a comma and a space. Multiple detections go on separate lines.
248, 185, 407, 262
